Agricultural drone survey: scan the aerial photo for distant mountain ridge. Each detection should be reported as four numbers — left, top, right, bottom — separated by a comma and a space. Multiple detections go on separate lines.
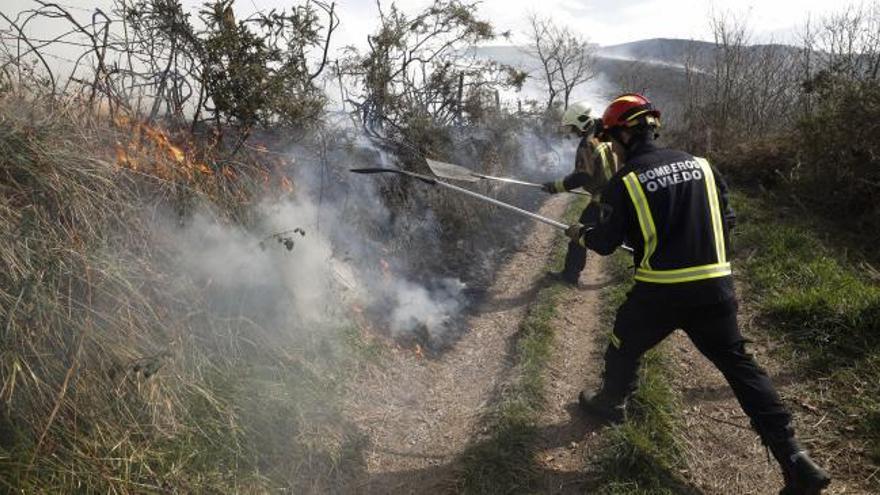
470, 39, 706, 105
598, 38, 715, 64
471, 37, 807, 108
475, 37, 803, 70
471, 38, 713, 69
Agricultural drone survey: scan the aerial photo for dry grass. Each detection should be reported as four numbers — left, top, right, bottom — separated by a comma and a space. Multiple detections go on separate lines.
0, 93, 362, 493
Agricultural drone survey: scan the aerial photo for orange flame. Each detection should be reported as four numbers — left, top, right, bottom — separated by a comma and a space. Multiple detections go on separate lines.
115, 143, 135, 170
280, 176, 293, 193
113, 117, 215, 181
221, 166, 236, 180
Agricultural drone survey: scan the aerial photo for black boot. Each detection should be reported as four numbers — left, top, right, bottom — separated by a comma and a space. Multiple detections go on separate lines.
578, 389, 625, 424
769, 437, 831, 495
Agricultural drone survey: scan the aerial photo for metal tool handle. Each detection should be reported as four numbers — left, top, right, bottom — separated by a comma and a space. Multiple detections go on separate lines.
474, 174, 591, 197
442, 182, 635, 254
350, 168, 633, 253
435, 180, 569, 229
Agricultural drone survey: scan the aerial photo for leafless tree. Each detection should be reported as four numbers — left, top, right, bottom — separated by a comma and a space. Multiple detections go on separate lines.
679, 11, 802, 152
813, 4, 880, 81
525, 15, 596, 110
337, 0, 523, 147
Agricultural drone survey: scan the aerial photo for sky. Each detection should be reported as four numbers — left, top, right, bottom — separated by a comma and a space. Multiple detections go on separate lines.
2, 0, 861, 50
325, 0, 856, 48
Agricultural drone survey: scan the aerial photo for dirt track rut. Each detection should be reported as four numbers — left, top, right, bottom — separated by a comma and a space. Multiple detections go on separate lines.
533, 256, 611, 493
345, 195, 575, 493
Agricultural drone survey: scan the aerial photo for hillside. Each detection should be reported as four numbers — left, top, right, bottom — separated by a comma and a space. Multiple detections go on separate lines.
472, 41, 696, 115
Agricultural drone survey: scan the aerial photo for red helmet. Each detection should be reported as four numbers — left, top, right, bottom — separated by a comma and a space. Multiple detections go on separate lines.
601, 93, 661, 131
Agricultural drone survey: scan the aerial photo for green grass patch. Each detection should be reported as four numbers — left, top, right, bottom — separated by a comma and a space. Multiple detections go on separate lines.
732, 191, 880, 464
456, 196, 585, 493
591, 252, 694, 494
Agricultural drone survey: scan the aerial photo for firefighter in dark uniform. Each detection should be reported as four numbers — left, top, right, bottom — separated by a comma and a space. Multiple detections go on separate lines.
568, 94, 831, 495
543, 101, 618, 285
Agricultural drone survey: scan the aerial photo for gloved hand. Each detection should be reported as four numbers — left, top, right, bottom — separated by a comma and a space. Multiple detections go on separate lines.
565, 223, 585, 242
542, 182, 557, 194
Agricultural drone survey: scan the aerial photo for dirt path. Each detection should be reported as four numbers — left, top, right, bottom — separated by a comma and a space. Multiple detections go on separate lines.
669, 298, 866, 494
668, 328, 782, 494
344, 195, 573, 494
533, 256, 611, 493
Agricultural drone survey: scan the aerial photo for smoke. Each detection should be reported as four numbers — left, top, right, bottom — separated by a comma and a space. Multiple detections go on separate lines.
140, 106, 604, 354
148, 129, 468, 348
388, 277, 465, 340
596, 53, 692, 71
138, 77, 623, 355
162, 210, 465, 347
161, 200, 338, 334
513, 127, 578, 177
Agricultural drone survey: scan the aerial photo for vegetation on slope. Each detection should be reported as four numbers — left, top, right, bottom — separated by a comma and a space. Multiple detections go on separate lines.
0, 94, 367, 492
732, 192, 880, 473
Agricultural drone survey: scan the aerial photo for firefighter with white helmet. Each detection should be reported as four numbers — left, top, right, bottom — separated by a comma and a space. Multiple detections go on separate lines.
543, 101, 618, 285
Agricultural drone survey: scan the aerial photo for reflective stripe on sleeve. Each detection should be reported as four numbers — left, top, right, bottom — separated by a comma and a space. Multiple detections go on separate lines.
695, 157, 726, 263
622, 172, 657, 270
598, 144, 615, 180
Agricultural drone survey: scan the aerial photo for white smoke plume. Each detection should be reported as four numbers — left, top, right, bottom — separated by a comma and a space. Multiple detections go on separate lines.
388, 277, 466, 340
151, 129, 469, 347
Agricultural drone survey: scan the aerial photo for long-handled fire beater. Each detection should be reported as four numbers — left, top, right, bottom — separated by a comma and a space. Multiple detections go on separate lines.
350, 167, 633, 253
423, 158, 590, 197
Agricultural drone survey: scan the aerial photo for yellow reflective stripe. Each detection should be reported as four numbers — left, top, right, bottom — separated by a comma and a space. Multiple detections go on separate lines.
593, 143, 615, 181
597, 144, 614, 180
695, 158, 726, 263
634, 262, 732, 284
554, 179, 565, 192
622, 173, 657, 270
625, 109, 650, 123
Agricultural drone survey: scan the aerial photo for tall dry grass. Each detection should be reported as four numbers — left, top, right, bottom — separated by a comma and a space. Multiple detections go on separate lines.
0, 93, 363, 493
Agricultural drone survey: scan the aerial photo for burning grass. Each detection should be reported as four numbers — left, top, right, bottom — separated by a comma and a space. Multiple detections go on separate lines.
0, 94, 364, 492
0, 86, 583, 491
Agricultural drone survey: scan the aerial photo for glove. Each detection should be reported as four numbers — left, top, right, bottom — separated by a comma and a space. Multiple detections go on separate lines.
565, 223, 585, 242
542, 182, 557, 194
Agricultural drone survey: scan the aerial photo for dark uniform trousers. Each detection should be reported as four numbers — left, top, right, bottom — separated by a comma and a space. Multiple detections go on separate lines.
562, 203, 600, 279
603, 294, 793, 440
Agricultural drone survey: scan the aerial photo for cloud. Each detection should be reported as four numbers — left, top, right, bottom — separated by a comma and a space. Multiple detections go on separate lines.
328, 0, 862, 47
4, 0, 864, 63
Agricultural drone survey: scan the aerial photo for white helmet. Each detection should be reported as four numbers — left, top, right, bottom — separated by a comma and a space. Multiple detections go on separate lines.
561, 101, 596, 134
